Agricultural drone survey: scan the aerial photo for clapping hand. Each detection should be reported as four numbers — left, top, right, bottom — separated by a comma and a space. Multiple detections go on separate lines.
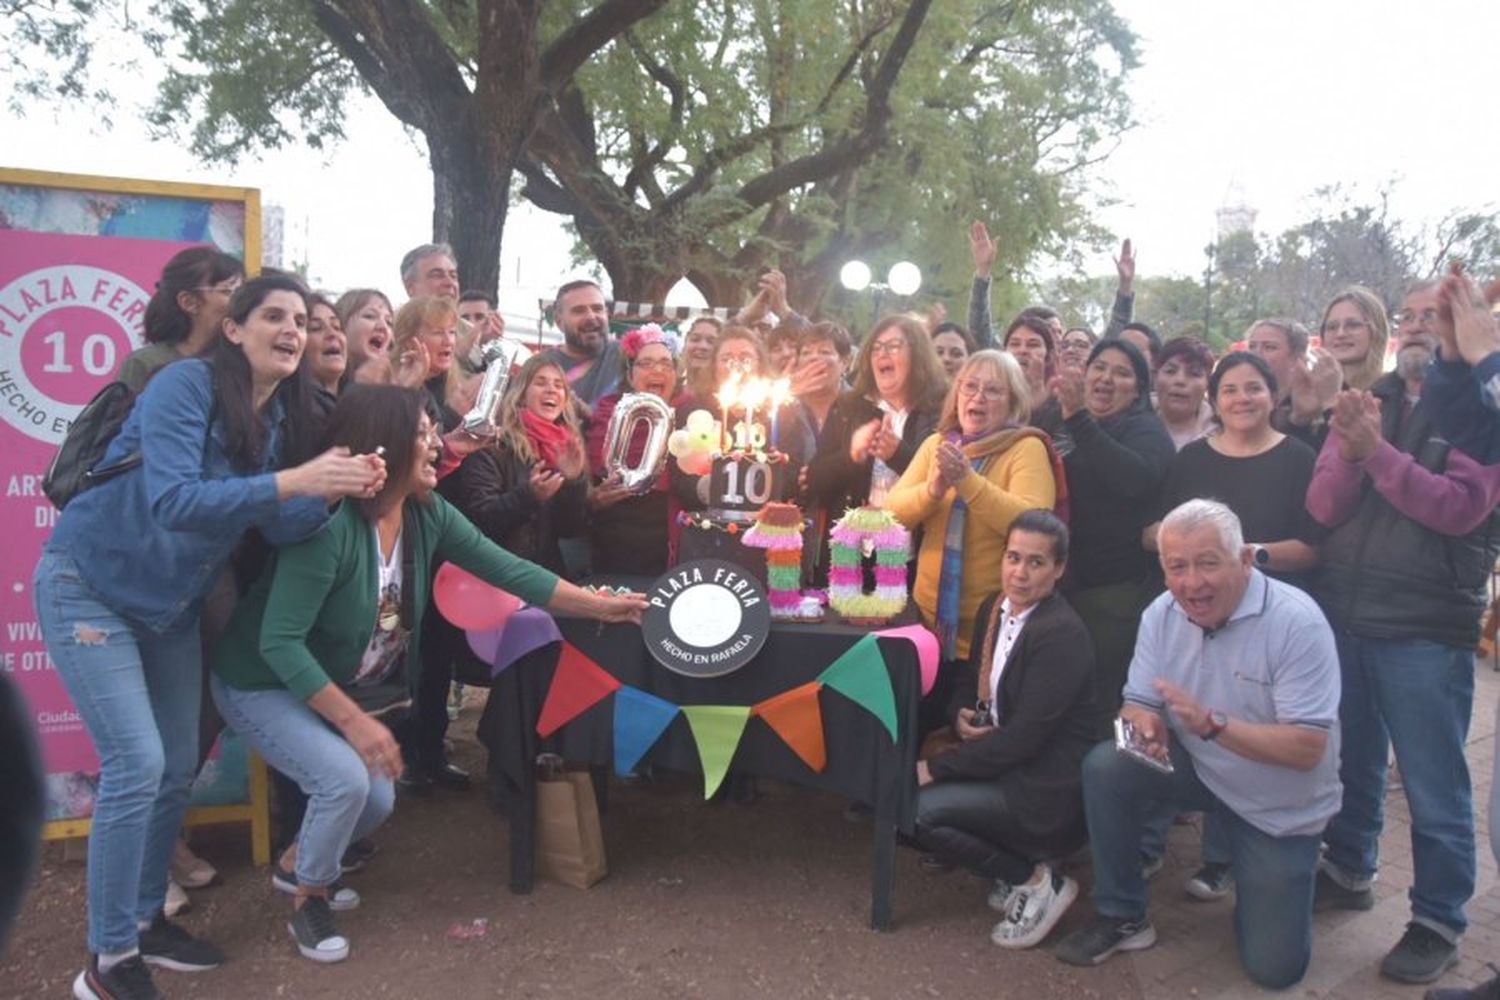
393, 340, 430, 389
869, 413, 900, 463
528, 463, 565, 501
1437, 264, 1500, 367
850, 418, 881, 464
934, 440, 969, 488
1331, 389, 1381, 463
1289, 347, 1342, 425
1050, 364, 1087, 419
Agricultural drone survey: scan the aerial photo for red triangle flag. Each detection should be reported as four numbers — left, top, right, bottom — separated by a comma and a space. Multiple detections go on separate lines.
536, 642, 622, 737
752, 682, 827, 772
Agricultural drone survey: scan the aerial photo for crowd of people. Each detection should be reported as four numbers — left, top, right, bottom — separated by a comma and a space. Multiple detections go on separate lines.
30, 231, 1500, 1000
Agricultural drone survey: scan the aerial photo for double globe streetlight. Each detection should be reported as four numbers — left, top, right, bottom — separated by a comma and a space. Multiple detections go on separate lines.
839, 259, 922, 318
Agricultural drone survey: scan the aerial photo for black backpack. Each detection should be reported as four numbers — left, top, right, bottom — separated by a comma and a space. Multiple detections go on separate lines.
42, 381, 143, 510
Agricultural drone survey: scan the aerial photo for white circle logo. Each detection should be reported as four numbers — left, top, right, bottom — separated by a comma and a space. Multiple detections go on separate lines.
668, 585, 742, 648
0, 265, 149, 445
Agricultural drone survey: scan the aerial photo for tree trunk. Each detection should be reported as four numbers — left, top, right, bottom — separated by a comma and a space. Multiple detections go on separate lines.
429, 131, 514, 300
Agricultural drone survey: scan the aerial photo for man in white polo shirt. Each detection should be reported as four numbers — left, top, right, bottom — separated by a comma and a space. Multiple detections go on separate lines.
1055, 498, 1341, 990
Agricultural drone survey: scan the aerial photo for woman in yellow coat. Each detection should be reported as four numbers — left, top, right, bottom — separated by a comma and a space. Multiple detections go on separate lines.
886, 350, 1060, 730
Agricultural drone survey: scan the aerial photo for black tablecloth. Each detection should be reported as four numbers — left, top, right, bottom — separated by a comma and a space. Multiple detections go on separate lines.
478, 577, 922, 929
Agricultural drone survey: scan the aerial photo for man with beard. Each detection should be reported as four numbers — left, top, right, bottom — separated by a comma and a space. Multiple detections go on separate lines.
540, 280, 622, 412
1306, 279, 1500, 985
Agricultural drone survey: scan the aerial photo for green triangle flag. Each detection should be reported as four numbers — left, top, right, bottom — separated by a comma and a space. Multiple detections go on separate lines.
681, 705, 751, 799
817, 634, 897, 741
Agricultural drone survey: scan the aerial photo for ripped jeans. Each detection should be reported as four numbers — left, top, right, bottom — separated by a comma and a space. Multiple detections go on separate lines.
34, 551, 202, 954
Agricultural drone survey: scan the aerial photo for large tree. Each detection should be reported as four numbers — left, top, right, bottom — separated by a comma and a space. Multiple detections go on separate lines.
7, 0, 1137, 309
7, 0, 669, 295
523, 0, 1137, 308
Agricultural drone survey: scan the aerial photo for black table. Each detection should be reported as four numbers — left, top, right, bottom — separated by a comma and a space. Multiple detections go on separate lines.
478, 583, 922, 930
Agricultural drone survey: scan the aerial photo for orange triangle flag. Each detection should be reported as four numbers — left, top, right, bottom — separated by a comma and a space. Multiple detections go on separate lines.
536, 642, 622, 737
752, 682, 827, 772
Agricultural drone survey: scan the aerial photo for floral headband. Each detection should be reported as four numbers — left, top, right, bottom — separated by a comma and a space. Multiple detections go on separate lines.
620, 323, 682, 359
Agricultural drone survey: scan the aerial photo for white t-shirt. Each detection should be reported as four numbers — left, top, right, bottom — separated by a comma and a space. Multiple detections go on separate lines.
352, 529, 409, 687
988, 598, 1037, 709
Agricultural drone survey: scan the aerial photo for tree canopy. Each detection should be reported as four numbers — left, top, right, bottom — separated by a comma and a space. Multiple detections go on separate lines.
6, 0, 1139, 310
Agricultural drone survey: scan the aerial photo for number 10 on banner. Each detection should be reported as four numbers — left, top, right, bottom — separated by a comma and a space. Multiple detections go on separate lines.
41, 330, 118, 376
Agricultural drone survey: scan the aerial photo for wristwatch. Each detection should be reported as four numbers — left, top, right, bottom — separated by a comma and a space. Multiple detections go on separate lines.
1201, 709, 1228, 741
1252, 545, 1270, 567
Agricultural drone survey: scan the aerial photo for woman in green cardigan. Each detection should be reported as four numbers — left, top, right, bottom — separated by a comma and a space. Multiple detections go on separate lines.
211, 385, 645, 964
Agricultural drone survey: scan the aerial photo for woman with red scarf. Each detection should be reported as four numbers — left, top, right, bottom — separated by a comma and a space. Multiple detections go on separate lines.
445, 355, 589, 575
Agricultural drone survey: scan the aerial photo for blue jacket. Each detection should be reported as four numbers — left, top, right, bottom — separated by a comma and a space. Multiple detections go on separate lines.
46, 359, 329, 633
1423, 352, 1500, 464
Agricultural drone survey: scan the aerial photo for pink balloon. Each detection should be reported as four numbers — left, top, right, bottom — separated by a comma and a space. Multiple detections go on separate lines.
432, 562, 521, 631
678, 451, 712, 476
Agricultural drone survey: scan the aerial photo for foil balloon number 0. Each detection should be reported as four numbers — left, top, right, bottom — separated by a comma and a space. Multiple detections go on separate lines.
461, 339, 527, 438
602, 393, 673, 492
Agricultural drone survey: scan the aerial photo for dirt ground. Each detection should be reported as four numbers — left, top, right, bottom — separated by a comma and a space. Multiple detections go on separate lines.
2, 704, 1140, 1000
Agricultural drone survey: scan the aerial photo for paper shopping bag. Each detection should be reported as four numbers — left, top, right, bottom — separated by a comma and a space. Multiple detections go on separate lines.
536, 769, 607, 889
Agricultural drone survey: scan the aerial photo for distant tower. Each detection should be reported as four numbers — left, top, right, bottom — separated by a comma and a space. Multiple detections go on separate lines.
261, 204, 285, 269
1216, 180, 1256, 239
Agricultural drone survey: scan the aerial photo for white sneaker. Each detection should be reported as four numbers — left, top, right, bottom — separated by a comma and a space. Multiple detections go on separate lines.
986, 877, 1018, 914
990, 864, 1078, 950
163, 879, 190, 918
171, 838, 218, 889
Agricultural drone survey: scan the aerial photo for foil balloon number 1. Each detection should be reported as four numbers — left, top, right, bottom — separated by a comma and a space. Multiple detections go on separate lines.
461, 339, 527, 437
602, 392, 673, 492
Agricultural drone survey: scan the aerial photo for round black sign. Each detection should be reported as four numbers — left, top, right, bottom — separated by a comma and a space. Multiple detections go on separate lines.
641, 559, 771, 677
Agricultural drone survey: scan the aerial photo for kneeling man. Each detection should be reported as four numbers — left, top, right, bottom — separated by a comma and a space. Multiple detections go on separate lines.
914, 509, 1096, 950
1055, 499, 1341, 990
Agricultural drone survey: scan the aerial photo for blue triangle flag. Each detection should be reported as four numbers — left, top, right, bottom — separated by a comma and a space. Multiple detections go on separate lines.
613, 686, 680, 776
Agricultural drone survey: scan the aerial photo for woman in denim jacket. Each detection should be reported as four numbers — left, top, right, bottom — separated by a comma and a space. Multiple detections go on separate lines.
34, 274, 383, 1000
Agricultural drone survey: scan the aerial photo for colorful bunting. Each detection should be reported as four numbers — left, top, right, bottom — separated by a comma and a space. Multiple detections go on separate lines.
612, 687, 680, 776
681, 706, 751, 798
472, 607, 562, 676
536, 642, 622, 737
817, 634, 898, 741
874, 623, 940, 696
751, 682, 827, 772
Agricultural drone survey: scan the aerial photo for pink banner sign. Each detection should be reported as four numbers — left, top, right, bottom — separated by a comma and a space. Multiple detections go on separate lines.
1, 228, 203, 817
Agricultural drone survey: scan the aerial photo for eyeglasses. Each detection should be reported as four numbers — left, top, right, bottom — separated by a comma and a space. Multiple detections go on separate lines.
1392, 308, 1438, 327
632, 358, 676, 372
956, 379, 1006, 402
870, 339, 908, 356
1322, 319, 1370, 335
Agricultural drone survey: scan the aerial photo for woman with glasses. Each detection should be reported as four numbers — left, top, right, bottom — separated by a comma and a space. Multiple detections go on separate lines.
1282, 288, 1389, 447
1052, 338, 1174, 738
886, 350, 1059, 728
117, 246, 245, 392
211, 385, 645, 965
585, 326, 684, 575
805, 314, 948, 522
1320, 287, 1390, 392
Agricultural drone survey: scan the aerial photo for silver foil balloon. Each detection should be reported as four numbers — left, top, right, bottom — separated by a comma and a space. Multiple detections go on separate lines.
460, 338, 526, 437
602, 392, 673, 492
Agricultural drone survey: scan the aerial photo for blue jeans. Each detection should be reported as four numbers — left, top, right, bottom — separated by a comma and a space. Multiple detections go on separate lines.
1081, 739, 1321, 990
1140, 801, 1231, 866
210, 677, 394, 888
34, 551, 202, 954
1321, 632, 1475, 939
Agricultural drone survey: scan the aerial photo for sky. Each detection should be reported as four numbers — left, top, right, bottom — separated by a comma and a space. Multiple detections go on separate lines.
4, 0, 1498, 326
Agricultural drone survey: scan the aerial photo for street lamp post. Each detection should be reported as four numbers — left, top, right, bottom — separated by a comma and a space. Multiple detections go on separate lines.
840, 259, 922, 322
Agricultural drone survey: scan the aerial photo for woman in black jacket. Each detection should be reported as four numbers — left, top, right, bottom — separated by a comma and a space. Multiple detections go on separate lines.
914, 510, 1095, 951
804, 315, 946, 583
1051, 338, 1174, 738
